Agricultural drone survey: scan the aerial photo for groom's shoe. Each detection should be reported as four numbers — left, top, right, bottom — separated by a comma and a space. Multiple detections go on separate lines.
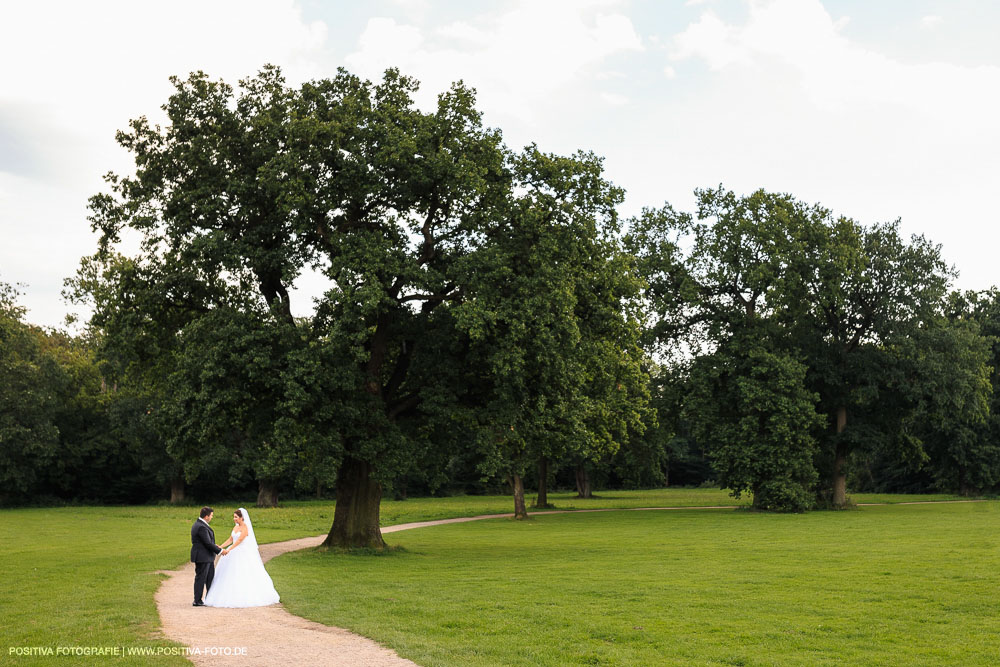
192, 601, 205, 607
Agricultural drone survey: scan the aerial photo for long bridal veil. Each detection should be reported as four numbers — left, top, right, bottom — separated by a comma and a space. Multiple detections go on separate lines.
239, 506, 258, 549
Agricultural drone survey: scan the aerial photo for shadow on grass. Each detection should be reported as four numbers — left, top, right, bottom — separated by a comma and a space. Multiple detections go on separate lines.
312, 544, 410, 557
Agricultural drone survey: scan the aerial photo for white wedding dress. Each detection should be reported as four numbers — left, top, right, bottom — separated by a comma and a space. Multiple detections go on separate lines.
204, 507, 280, 608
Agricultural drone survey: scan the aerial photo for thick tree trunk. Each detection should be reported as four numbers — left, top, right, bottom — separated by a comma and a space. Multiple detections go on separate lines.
534, 457, 549, 508
324, 457, 385, 549
511, 473, 528, 519
256, 479, 279, 508
169, 475, 185, 504
575, 463, 592, 499
831, 405, 848, 508
316, 478, 323, 499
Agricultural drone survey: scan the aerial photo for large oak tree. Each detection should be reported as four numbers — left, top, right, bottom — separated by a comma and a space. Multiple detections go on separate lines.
82, 66, 511, 546
80, 65, 647, 543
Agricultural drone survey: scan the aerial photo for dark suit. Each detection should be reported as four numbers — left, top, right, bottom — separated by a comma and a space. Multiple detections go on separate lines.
191, 519, 222, 604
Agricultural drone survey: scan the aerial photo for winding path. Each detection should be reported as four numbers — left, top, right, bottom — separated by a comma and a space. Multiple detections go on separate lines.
153, 501, 985, 666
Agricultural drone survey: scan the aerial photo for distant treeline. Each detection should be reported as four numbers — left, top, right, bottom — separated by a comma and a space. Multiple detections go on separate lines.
2, 67, 998, 533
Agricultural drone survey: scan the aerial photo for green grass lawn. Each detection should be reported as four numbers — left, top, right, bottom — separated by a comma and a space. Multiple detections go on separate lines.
0, 503, 333, 667
270, 501, 1000, 666
0, 488, 976, 665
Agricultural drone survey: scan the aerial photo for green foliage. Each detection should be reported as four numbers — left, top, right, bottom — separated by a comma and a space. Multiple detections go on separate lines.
787, 215, 955, 500
5, 63, 990, 512
1, 281, 159, 504
455, 147, 651, 485
686, 336, 822, 511
74, 66, 517, 512
0, 281, 61, 500
68, 65, 653, 528
628, 185, 978, 507
629, 189, 825, 510
157, 308, 300, 488
904, 292, 1000, 494
40, 330, 142, 502
626, 187, 820, 356
608, 368, 703, 489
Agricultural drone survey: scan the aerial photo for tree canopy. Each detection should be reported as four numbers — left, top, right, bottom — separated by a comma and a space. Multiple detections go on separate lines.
69, 66, 651, 544
4, 66, 997, 518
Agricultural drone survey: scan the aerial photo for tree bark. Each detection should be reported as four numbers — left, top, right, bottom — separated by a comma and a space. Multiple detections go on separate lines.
169, 475, 185, 504
323, 457, 386, 549
511, 473, 528, 519
575, 463, 592, 499
831, 405, 848, 508
534, 457, 549, 508
323, 308, 390, 549
256, 479, 279, 508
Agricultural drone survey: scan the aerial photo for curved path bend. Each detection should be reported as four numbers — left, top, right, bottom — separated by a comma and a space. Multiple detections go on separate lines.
153, 500, 985, 666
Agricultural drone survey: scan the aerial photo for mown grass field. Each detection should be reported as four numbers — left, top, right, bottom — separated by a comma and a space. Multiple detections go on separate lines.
0, 489, 979, 665
271, 501, 1000, 666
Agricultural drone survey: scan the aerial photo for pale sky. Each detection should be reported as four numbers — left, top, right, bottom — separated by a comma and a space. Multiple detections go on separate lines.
2, 0, 999, 328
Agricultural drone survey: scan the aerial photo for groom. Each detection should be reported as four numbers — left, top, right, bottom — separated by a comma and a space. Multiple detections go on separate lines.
191, 506, 223, 606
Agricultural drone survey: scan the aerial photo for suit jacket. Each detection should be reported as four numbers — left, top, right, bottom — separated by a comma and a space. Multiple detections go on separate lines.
190, 519, 222, 563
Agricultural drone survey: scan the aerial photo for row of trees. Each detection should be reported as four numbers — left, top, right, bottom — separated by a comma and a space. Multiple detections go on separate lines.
0, 282, 167, 504
3, 66, 1000, 546
630, 189, 995, 510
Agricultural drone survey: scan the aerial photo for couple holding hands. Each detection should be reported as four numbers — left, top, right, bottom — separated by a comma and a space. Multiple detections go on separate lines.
190, 506, 280, 608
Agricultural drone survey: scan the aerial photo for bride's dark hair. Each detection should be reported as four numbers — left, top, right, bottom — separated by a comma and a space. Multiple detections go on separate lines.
234, 509, 243, 519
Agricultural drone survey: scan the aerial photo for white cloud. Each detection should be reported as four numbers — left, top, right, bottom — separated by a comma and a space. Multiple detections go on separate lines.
671, 11, 746, 69
656, 0, 1000, 291
921, 15, 943, 28
354, 17, 425, 74
344, 0, 642, 122
6, 0, 1000, 328
0, 0, 329, 326
1, 1, 326, 140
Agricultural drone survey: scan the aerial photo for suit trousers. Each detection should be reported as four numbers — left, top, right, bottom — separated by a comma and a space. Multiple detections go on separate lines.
193, 560, 216, 604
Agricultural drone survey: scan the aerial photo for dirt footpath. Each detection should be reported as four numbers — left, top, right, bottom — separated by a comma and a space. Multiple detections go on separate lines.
156, 502, 983, 665
154, 515, 514, 666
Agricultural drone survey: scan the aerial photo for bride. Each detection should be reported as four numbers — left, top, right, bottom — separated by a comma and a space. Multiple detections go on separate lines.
205, 507, 280, 607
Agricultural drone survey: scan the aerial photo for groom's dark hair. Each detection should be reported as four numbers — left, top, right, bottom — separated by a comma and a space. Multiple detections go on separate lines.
200, 506, 214, 518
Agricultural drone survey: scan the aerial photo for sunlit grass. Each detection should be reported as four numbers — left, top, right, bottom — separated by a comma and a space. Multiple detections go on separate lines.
0, 488, 973, 664
272, 502, 1000, 666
